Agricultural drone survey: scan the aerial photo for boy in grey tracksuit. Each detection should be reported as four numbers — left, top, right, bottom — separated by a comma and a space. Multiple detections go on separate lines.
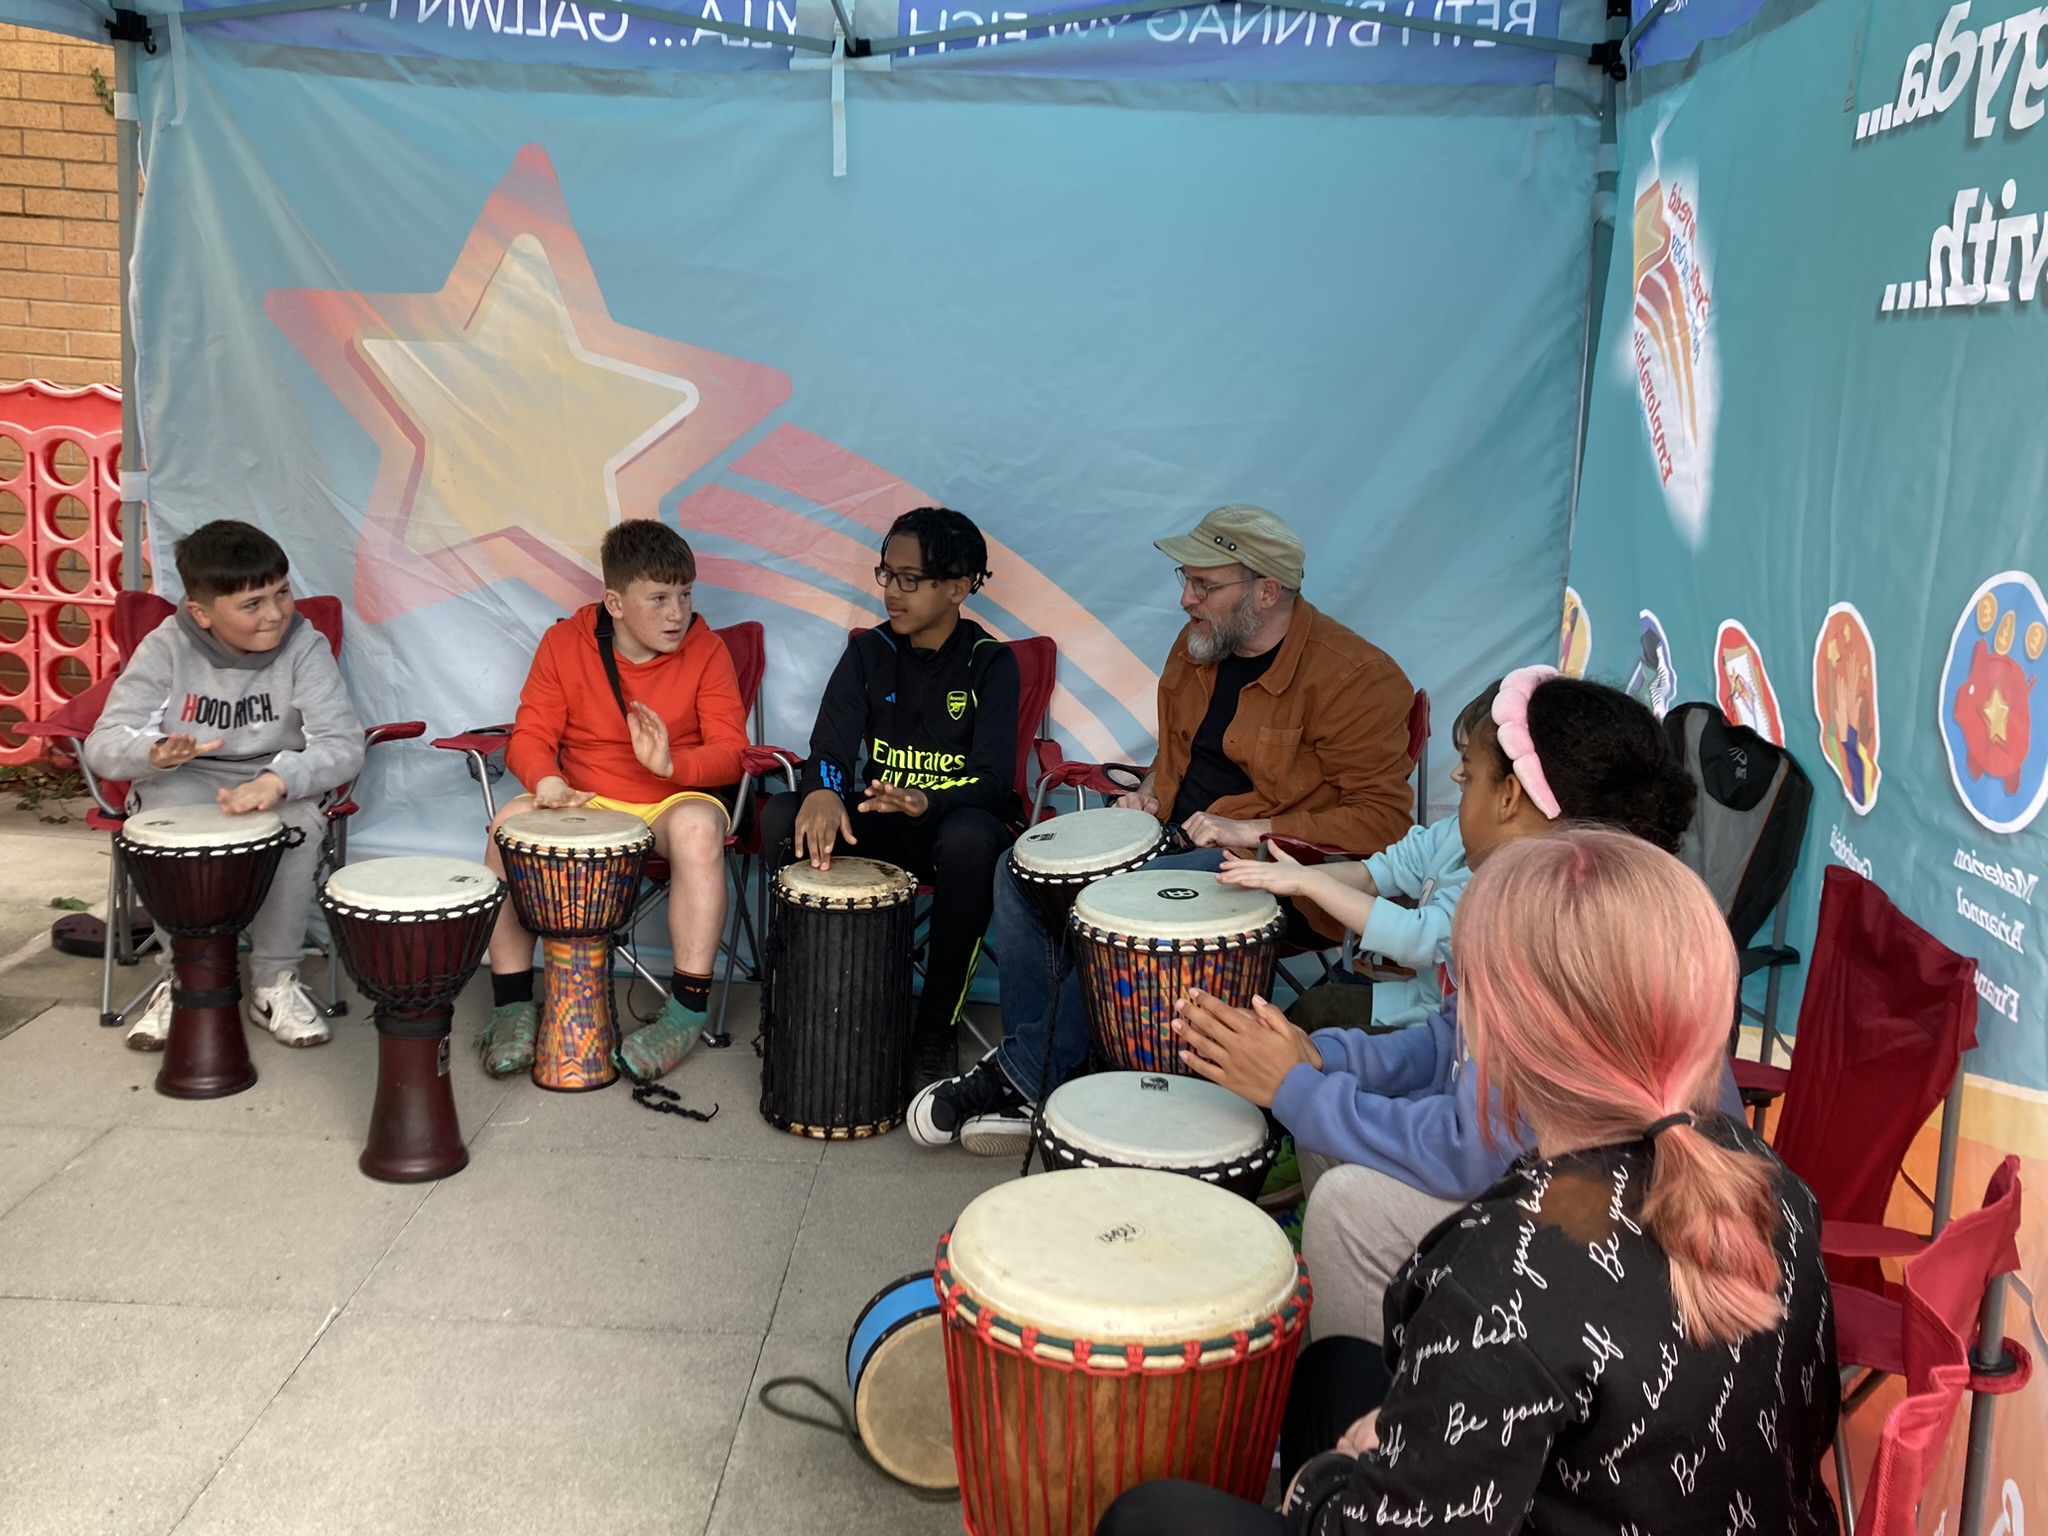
85, 521, 363, 1050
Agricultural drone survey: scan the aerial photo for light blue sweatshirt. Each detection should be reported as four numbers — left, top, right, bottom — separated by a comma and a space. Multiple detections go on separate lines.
1270, 995, 1748, 1202
1352, 819, 1468, 1029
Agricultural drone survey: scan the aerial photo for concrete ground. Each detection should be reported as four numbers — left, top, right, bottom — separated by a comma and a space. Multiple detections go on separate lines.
0, 794, 1015, 1536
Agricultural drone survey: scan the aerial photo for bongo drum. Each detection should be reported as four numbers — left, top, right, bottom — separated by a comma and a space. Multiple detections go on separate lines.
1008, 807, 1163, 932
1071, 872, 1282, 1075
847, 1272, 955, 1490
1035, 1071, 1279, 1202
494, 808, 652, 1092
321, 857, 505, 1183
937, 1167, 1310, 1536
116, 804, 294, 1100
760, 857, 917, 1137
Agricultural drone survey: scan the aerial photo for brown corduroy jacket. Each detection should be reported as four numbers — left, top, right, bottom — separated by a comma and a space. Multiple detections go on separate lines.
1151, 596, 1416, 867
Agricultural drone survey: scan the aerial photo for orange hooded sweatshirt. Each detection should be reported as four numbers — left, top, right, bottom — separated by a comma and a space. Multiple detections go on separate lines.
506, 605, 747, 801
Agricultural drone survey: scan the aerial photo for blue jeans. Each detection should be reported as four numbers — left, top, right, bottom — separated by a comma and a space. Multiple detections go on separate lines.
990, 847, 1225, 1101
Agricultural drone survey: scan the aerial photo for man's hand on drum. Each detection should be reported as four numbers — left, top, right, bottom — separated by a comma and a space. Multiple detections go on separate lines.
793, 788, 855, 870
1172, 987, 1321, 1107
217, 770, 286, 815
1181, 811, 1272, 853
148, 733, 223, 771
859, 779, 928, 819
626, 701, 673, 780
533, 775, 596, 810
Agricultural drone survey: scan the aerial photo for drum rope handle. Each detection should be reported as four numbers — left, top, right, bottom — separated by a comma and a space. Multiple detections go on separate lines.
754, 1377, 960, 1503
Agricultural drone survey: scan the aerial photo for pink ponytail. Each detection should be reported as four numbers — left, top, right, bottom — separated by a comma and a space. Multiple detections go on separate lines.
1454, 828, 1784, 1347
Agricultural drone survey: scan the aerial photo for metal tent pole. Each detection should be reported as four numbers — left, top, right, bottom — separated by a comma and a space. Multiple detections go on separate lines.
111, 22, 147, 591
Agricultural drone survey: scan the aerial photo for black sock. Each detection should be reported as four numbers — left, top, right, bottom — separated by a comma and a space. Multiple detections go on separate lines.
671, 971, 712, 1012
492, 970, 534, 1008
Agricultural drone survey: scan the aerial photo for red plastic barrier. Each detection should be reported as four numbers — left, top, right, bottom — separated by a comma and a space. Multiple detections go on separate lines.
0, 380, 134, 766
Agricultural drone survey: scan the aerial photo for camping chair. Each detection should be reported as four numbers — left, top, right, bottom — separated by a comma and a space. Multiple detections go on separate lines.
23, 589, 426, 1027
431, 619, 772, 1047
1663, 701, 1814, 1121
1826, 1156, 2031, 1536
1768, 866, 1981, 1267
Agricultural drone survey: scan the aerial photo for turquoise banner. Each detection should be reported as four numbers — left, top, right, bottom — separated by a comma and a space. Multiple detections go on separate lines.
1571, 0, 2048, 1096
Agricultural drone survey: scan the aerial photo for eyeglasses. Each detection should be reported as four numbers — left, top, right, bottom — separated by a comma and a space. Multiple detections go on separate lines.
1174, 568, 1259, 600
875, 564, 933, 594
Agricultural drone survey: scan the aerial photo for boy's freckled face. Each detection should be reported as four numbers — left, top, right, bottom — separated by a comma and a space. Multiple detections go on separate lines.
613, 578, 693, 656
188, 577, 294, 656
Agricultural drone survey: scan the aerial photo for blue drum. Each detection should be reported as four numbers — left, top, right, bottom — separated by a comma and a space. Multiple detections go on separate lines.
845, 1271, 955, 1490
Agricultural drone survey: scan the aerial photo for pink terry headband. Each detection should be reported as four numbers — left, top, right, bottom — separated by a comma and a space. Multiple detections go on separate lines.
1492, 664, 1562, 820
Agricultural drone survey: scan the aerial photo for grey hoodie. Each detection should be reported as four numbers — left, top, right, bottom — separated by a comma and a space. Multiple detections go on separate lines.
84, 610, 365, 803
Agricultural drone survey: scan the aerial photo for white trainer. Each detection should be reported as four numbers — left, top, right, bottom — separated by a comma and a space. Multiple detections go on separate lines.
248, 970, 330, 1047
125, 978, 172, 1052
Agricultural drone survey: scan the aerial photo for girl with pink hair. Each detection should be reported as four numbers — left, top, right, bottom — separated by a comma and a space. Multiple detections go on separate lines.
1098, 826, 1838, 1536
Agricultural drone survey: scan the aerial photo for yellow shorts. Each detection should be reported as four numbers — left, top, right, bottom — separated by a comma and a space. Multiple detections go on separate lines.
585, 790, 731, 835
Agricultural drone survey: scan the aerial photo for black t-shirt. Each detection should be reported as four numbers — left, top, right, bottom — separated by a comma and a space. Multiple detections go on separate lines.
1169, 647, 1277, 824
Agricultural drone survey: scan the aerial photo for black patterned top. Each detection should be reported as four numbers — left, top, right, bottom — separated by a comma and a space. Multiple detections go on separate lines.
1316, 1115, 1840, 1536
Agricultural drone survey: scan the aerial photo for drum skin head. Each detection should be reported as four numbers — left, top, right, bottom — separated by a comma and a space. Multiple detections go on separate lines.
1011, 807, 1162, 875
324, 857, 499, 913
947, 1168, 1297, 1344
854, 1315, 956, 1489
497, 808, 651, 851
1042, 1072, 1270, 1167
1071, 871, 1280, 942
775, 857, 915, 903
120, 802, 285, 848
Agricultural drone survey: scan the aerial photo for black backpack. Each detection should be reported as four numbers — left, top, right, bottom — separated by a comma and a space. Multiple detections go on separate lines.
1663, 702, 1813, 947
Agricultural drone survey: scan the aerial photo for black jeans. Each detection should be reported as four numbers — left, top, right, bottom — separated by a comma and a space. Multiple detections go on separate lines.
1093, 1337, 1391, 1536
756, 791, 1012, 1034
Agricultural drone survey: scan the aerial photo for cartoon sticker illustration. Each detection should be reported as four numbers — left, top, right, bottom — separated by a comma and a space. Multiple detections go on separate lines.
1811, 603, 1881, 815
1559, 587, 1591, 679
1713, 619, 1783, 745
1939, 571, 2048, 833
1625, 609, 1678, 720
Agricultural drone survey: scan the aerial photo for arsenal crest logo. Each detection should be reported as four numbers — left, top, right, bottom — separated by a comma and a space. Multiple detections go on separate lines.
947, 690, 968, 722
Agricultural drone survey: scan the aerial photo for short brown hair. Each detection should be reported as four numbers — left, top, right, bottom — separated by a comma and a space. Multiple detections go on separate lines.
174, 520, 290, 603
600, 519, 697, 592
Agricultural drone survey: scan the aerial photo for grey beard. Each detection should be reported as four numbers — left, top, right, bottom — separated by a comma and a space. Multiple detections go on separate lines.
1186, 593, 1260, 663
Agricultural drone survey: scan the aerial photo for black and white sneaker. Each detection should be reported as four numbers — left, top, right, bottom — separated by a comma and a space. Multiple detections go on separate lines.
907, 1047, 1033, 1154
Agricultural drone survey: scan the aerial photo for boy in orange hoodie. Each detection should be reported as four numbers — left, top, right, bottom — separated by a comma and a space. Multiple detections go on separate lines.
478, 521, 747, 1081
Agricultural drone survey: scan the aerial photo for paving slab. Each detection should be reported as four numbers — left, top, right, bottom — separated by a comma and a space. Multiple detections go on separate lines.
0, 1122, 107, 1221
0, 1297, 324, 1536
351, 1145, 817, 1334
175, 1312, 759, 1536
0, 1123, 431, 1311
770, 1154, 1017, 1339
706, 1327, 966, 1536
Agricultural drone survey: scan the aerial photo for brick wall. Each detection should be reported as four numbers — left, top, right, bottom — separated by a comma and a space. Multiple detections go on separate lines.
0, 24, 119, 390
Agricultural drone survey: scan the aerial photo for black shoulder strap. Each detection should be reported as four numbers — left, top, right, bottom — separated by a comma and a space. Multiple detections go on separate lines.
592, 607, 631, 721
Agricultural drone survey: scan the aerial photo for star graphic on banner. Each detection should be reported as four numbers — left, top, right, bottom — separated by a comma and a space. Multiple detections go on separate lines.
267, 145, 792, 622
1984, 686, 2011, 743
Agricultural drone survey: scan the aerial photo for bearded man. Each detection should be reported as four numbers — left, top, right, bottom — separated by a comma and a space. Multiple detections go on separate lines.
908, 504, 1417, 1153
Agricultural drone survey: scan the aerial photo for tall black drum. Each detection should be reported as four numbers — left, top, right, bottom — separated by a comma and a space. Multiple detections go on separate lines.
759, 857, 917, 1138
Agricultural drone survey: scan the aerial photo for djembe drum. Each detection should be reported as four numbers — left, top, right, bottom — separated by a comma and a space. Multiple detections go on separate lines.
494, 808, 652, 1092
847, 1271, 955, 1491
937, 1167, 1310, 1536
321, 857, 505, 1182
1070, 871, 1281, 1074
116, 803, 296, 1100
1008, 807, 1163, 932
1035, 1071, 1279, 1201
760, 857, 917, 1137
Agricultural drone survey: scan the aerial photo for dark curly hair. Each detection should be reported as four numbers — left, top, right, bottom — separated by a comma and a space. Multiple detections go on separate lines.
887, 506, 991, 593
1466, 676, 1696, 855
